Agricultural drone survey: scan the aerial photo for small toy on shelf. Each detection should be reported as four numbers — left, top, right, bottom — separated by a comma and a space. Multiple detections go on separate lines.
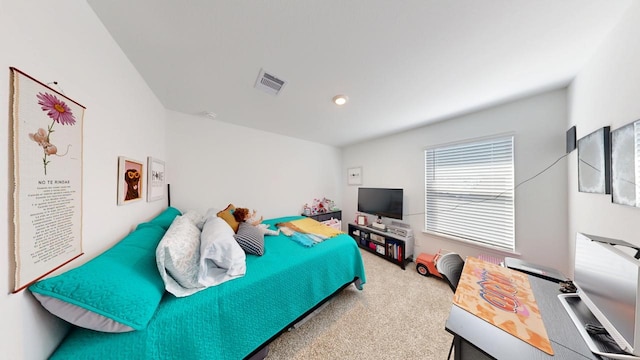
303, 197, 339, 216
316, 198, 327, 213
322, 197, 336, 211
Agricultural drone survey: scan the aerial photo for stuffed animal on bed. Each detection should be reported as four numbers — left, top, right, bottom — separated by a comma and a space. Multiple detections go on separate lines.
233, 207, 280, 236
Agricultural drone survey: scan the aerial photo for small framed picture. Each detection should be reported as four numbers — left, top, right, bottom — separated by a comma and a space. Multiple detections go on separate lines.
348, 166, 362, 185
117, 156, 144, 205
357, 215, 367, 226
147, 157, 166, 202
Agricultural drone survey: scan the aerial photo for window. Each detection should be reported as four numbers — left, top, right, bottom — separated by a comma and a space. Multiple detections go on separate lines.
424, 136, 514, 251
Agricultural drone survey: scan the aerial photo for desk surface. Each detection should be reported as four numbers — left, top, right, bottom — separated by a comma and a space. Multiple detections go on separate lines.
445, 274, 601, 360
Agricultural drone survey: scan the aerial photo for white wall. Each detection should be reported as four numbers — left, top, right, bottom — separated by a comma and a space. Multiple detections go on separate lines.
166, 110, 343, 219
568, 2, 640, 253
343, 89, 569, 274
0, 2, 168, 359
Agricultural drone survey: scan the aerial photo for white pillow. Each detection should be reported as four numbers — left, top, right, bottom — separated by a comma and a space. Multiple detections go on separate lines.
203, 207, 220, 222
198, 217, 246, 287
156, 215, 206, 297
182, 210, 205, 230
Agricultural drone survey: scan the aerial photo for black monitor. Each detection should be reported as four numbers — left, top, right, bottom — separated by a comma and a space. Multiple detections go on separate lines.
357, 187, 403, 220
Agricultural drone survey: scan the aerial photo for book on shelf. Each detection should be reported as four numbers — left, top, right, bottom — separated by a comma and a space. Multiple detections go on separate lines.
384, 240, 402, 260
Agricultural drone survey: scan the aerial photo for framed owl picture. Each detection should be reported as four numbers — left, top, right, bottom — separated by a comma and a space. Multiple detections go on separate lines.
117, 156, 144, 205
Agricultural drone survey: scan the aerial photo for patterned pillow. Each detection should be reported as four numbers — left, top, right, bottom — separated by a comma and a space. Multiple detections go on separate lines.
156, 215, 205, 297
217, 204, 240, 233
234, 222, 265, 256
182, 209, 205, 230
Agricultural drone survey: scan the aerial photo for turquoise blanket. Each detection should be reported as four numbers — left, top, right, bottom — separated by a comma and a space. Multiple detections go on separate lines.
51, 216, 366, 360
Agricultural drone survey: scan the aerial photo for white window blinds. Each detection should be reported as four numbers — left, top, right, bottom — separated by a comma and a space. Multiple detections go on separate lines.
425, 136, 515, 251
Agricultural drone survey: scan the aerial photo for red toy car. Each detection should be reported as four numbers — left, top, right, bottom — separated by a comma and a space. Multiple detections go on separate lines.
416, 252, 443, 278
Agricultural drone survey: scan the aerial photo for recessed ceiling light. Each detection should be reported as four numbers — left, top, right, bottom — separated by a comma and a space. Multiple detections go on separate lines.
332, 95, 348, 106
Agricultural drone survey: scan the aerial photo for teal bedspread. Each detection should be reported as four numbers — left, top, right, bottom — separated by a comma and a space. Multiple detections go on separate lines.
50, 216, 366, 360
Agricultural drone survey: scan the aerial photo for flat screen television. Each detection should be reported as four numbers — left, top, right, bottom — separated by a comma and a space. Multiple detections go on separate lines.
561, 232, 640, 359
357, 187, 403, 220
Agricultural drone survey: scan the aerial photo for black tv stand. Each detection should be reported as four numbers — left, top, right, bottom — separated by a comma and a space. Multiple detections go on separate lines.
347, 223, 413, 269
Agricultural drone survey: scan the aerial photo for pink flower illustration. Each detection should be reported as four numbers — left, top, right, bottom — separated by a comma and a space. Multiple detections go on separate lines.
37, 92, 76, 125
30, 92, 76, 175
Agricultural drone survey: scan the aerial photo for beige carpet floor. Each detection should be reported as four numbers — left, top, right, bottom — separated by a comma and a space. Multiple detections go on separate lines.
266, 249, 455, 359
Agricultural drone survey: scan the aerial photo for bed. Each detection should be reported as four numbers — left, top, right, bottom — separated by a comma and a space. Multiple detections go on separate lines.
31, 209, 366, 360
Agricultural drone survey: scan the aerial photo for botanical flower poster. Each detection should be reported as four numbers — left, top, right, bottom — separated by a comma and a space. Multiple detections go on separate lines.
10, 68, 84, 292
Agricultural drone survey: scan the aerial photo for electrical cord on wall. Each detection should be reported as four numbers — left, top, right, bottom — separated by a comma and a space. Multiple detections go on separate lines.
404, 152, 570, 217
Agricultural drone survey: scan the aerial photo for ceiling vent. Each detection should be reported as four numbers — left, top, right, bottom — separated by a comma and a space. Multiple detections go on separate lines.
254, 68, 286, 96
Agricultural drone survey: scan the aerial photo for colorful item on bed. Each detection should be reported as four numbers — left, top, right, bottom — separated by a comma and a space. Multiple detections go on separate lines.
290, 232, 316, 247
281, 217, 343, 237
276, 217, 344, 247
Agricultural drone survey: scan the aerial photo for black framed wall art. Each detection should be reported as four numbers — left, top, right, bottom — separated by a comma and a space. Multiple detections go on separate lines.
577, 126, 611, 194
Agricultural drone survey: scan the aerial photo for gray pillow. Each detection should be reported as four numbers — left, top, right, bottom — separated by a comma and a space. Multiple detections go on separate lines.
234, 222, 265, 255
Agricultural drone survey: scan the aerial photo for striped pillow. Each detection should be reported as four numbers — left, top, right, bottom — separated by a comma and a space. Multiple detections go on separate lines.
234, 222, 265, 255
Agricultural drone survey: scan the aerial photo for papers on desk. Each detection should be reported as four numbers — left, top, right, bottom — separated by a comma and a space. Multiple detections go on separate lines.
453, 257, 554, 355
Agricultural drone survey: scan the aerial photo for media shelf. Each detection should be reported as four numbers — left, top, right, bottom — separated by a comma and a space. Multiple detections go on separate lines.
348, 223, 413, 270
